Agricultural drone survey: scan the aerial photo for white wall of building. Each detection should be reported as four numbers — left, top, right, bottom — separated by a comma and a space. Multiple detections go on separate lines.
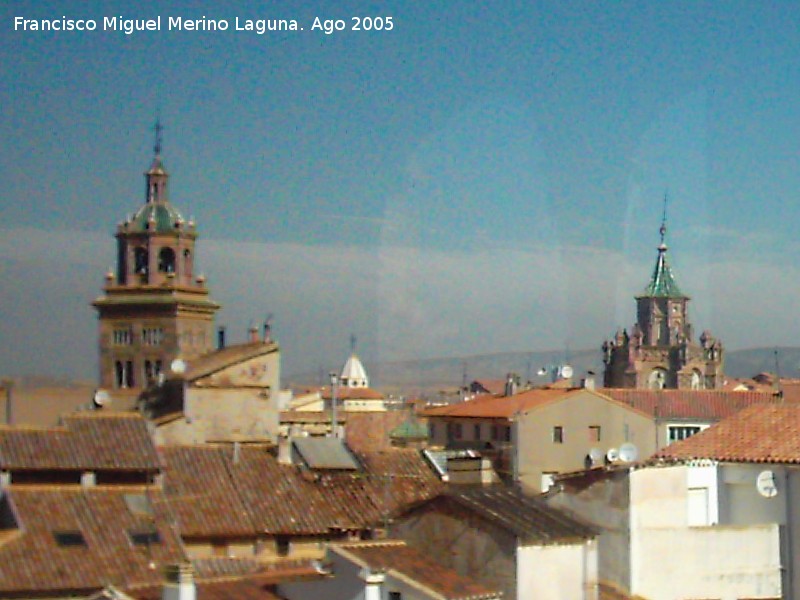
630, 465, 786, 600
518, 542, 598, 600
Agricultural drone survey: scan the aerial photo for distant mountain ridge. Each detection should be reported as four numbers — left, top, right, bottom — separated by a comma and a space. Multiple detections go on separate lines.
286, 347, 800, 395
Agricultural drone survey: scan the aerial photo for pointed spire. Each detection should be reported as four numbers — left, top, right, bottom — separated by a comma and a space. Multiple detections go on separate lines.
641, 195, 686, 298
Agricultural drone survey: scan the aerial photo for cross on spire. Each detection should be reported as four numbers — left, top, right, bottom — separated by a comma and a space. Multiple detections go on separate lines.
350, 334, 357, 355
153, 117, 164, 156
659, 191, 668, 245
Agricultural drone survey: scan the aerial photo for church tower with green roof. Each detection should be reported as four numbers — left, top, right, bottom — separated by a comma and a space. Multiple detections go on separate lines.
602, 212, 724, 389
92, 123, 220, 402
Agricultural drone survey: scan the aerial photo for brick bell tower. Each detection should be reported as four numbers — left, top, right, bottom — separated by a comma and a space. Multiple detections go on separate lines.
602, 201, 724, 390
92, 122, 220, 403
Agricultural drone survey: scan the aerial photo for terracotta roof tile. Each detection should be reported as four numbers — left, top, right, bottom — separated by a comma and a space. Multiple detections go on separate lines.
600, 388, 781, 421
446, 486, 597, 544
422, 388, 572, 419
0, 486, 185, 595
656, 403, 800, 464
160, 445, 443, 537
0, 413, 160, 472
336, 540, 502, 599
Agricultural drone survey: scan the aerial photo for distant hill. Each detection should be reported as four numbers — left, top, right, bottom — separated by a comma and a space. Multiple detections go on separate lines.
286, 346, 800, 396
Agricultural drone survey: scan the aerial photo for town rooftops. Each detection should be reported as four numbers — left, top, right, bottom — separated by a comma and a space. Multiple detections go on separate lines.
423, 387, 650, 420
0, 412, 160, 472
422, 388, 572, 419
160, 444, 443, 537
601, 388, 780, 421
0, 486, 185, 596
334, 540, 502, 600
655, 403, 800, 464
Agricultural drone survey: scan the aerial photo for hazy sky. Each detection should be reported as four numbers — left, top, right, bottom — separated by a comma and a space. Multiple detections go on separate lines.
3, 1, 800, 383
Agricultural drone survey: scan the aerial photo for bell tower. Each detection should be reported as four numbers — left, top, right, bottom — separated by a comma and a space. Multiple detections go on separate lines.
93, 122, 220, 403
602, 199, 724, 389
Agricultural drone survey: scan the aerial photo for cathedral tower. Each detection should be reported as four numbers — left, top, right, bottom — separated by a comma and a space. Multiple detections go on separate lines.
93, 123, 220, 401
602, 208, 723, 389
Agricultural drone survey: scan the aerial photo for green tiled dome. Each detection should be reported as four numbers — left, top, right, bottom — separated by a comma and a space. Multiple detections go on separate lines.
128, 202, 186, 233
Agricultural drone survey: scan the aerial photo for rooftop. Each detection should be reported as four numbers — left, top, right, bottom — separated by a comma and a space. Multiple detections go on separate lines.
656, 403, 800, 464
335, 540, 502, 600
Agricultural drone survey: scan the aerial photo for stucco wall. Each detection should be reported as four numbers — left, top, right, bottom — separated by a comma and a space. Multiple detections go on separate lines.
630, 465, 785, 599
518, 542, 598, 600
516, 390, 655, 491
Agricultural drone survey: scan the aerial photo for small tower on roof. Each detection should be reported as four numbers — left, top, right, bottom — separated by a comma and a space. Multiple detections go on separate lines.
602, 197, 723, 390
339, 335, 369, 388
92, 121, 220, 403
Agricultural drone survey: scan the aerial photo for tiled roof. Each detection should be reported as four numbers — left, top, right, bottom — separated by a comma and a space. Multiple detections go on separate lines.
0, 486, 185, 595
160, 445, 443, 537
656, 404, 800, 464
185, 342, 278, 382
0, 413, 160, 471
321, 386, 384, 401
335, 540, 502, 600
446, 486, 597, 545
422, 388, 572, 419
639, 243, 685, 298
159, 446, 256, 538
600, 388, 779, 421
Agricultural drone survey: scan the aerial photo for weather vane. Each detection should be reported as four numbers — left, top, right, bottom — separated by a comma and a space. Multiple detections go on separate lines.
659, 191, 668, 244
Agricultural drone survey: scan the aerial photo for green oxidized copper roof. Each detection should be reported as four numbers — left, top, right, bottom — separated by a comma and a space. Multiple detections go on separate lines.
128, 202, 185, 234
641, 243, 686, 298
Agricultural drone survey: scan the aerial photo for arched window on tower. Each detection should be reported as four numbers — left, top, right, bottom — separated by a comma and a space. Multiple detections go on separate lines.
158, 248, 176, 273
134, 247, 149, 275
183, 249, 192, 278
115, 361, 125, 388
648, 368, 667, 390
691, 370, 704, 390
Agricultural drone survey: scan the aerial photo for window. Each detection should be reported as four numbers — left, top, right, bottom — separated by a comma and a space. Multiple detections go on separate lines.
491, 425, 499, 441
428, 423, 436, 439
588, 425, 601, 442
134, 247, 148, 274
473, 424, 481, 440
115, 360, 135, 389
129, 530, 161, 545
389, 593, 402, 600
553, 426, 564, 444
453, 423, 462, 440
54, 531, 87, 547
113, 327, 133, 346
144, 359, 163, 382
503, 425, 511, 442
276, 536, 290, 557
142, 327, 164, 346
158, 247, 176, 273
668, 425, 702, 443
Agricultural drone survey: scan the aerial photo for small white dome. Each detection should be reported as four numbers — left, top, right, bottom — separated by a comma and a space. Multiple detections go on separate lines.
340, 354, 369, 388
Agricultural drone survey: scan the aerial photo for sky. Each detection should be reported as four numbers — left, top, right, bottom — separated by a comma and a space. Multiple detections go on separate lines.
3, 1, 800, 384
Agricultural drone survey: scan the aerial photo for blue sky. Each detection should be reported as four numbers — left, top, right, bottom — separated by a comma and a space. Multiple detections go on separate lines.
3, 1, 800, 382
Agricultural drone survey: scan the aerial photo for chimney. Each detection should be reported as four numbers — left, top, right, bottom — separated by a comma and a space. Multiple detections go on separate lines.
162, 563, 196, 600
248, 323, 259, 343
278, 434, 293, 465
582, 371, 596, 391
504, 373, 518, 397
263, 318, 272, 343
217, 326, 226, 350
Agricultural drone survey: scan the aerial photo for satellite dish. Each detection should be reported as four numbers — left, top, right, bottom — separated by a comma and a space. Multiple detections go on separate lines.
537, 367, 548, 376
589, 447, 604, 463
560, 365, 574, 379
619, 443, 639, 463
92, 389, 111, 408
606, 448, 620, 463
756, 470, 778, 498
170, 358, 187, 375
